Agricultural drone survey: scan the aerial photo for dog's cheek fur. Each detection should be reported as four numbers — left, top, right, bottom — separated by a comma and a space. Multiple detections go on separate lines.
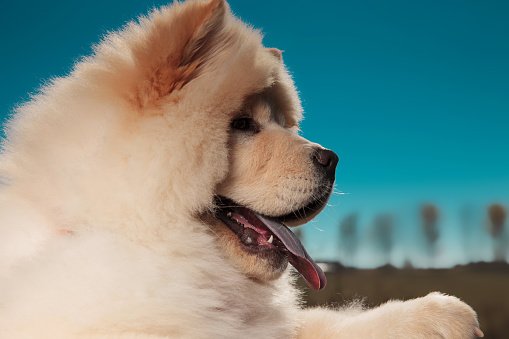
218, 128, 323, 216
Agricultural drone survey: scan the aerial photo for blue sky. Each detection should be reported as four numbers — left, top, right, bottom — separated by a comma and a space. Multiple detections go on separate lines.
1, 0, 508, 267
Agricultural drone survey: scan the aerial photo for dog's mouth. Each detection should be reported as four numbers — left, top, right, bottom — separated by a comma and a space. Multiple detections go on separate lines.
214, 196, 326, 291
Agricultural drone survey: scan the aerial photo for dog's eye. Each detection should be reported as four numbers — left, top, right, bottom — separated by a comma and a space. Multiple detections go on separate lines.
231, 118, 255, 131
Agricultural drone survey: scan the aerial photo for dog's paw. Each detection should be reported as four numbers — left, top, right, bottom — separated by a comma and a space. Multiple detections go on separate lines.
402, 292, 483, 338
298, 293, 482, 339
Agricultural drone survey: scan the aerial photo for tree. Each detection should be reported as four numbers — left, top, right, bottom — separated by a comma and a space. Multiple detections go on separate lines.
293, 227, 304, 241
372, 214, 394, 265
487, 204, 507, 261
459, 204, 478, 263
338, 214, 358, 266
421, 204, 440, 259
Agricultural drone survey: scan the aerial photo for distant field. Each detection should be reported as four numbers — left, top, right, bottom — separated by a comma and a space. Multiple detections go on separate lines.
297, 262, 509, 339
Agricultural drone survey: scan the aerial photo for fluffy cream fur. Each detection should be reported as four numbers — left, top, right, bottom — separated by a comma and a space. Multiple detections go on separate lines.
0, 0, 481, 338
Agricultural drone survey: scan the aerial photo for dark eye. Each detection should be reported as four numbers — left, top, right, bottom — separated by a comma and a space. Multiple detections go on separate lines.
231, 118, 255, 131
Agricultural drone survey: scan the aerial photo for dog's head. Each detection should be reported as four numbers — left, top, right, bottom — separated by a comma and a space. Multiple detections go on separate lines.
117, 0, 338, 291
115, 0, 339, 290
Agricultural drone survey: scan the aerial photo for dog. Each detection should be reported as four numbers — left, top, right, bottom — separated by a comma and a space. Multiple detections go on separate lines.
0, 0, 482, 337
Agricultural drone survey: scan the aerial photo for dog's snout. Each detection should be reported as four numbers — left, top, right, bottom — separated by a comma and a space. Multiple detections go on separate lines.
312, 148, 339, 179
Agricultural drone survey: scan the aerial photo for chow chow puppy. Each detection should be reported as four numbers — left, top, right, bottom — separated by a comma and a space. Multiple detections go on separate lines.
0, 0, 482, 338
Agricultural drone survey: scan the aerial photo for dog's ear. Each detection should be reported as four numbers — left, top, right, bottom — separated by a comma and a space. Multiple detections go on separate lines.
133, 0, 228, 107
267, 48, 283, 61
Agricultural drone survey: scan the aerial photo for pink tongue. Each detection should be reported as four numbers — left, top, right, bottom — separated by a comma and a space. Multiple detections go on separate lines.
256, 213, 326, 291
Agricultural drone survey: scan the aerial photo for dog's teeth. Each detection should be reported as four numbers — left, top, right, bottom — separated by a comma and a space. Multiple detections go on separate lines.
227, 212, 232, 217
268, 235, 274, 244
245, 236, 253, 244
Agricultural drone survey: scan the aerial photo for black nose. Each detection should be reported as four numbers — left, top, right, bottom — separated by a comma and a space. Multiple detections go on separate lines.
312, 148, 339, 180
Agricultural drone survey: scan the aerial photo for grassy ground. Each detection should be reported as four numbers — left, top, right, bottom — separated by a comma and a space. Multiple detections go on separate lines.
297, 262, 509, 338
